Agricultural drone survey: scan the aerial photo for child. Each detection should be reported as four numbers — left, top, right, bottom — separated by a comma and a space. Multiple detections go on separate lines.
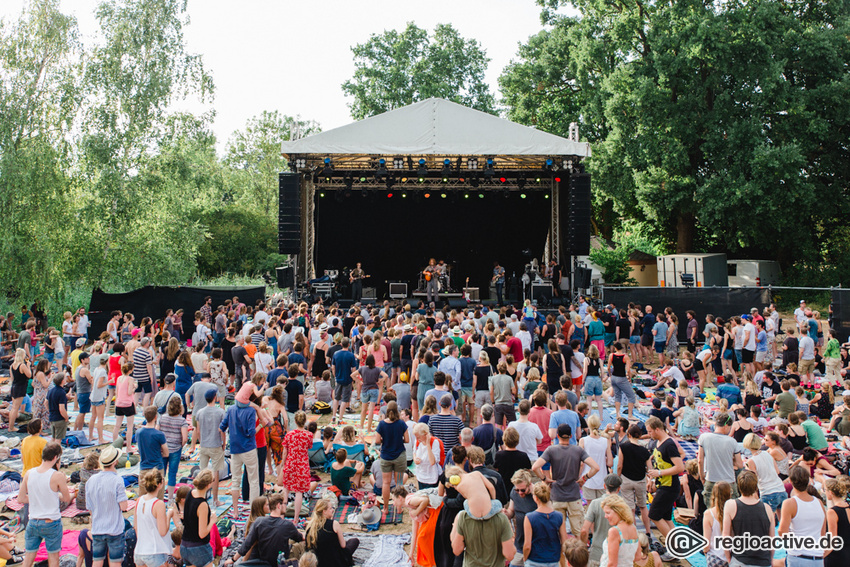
444, 465, 500, 519
674, 396, 701, 440
166, 526, 183, 567
76, 452, 101, 509
330, 448, 364, 496
167, 486, 191, 527
562, 537, 590, 567
675, 380, 691, 408
747, 406, 769, 434
235, 372, 266, 407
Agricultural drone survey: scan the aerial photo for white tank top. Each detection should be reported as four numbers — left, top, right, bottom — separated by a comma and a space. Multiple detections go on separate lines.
788, 495, 825, 557
134, 495, 172, 556
582, 435, 609, 490
28, 468, 61, 521
750, 451, 786, 495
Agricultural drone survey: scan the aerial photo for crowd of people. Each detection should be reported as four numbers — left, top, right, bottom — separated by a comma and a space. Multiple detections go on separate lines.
2, 294, 850, 567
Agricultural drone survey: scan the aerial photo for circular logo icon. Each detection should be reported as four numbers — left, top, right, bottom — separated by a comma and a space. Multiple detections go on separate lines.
665, 526, 709, 559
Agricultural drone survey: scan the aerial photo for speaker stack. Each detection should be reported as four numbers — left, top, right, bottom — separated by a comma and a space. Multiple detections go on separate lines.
278, 172, 301, 255
568, 173, 592, 256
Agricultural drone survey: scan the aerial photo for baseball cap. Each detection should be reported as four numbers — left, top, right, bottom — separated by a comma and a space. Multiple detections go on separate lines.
75, 338, 86, 347
557, 423, 572, 439
164, 373, 177, 384
800, 300, 806, 304
604, 474, 622, 491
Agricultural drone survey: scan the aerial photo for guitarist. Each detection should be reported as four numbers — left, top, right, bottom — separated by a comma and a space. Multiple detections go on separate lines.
492, 261, 506, 306
423, 258, 439, 304
350, 262, 366, 301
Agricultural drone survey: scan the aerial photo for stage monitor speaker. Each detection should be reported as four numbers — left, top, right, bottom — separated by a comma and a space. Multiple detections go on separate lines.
532, 282, 551, 304
575, 267, 592, 289
278, 172, 301, 255
361, 287, 377, 303
448, 298, 468, 310
275, 266, 294, 289
568, 173, 592, 256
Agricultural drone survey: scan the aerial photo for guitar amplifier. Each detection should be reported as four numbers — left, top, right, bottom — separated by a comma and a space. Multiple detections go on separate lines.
463, 287, 479, 301
531, 280, 552, 303
389, 282, 408, 299
361, 287, 377, 303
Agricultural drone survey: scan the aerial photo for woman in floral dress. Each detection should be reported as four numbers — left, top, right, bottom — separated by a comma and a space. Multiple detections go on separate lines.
31, 358, 51, 426
278, 410, 312, 523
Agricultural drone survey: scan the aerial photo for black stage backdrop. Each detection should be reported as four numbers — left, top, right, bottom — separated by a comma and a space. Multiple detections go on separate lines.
602, 287, 770, 342
832, 289, 850, 343
88, 286, 266, 340
315, 192, 551, 298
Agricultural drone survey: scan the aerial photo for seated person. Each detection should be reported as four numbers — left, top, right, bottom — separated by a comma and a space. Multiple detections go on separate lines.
330, 448, 364, 496
716, 373, 743, 407
828, 395, 850, 435
333, 425, 359, 447
444, 465, 500, 520
368, 459, 408, 496
747, 406, 769, 434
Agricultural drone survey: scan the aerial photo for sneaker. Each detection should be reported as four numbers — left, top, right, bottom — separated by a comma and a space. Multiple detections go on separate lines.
659, 551, 677, 562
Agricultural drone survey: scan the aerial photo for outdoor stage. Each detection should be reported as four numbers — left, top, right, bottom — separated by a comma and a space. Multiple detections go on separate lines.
279, 98, 592, 300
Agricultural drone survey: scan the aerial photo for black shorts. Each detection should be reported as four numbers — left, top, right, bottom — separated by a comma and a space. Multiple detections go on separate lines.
694, 359, 704, 372
115, 404, 136, 417
641, 334, 653, 347
136, 379, 152, 393
742, 348, 755, 364
494, 403, 516, 426
649, 486, 677, 521
11, 379, 28, 400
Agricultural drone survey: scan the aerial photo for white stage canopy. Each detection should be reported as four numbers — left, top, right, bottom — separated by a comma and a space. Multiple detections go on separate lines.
281, 98, 591, 158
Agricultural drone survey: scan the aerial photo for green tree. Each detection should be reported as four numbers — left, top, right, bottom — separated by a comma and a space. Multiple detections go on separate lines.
342, 22, 496, 119
194, 206, 284, 277
501, 0, 850, 265
223, 111, 320, 219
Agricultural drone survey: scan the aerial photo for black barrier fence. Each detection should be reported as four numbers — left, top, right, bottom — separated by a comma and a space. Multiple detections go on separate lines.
602, 287, 771, 343
88, 286, 266, 341
832, 289, 850, 343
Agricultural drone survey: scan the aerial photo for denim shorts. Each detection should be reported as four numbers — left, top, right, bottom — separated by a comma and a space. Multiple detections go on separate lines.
654, 342, 666, 353
92, 400, 105, 407
164, 449, 182, 487
78, 392, 91, 413
181, 542, 213, 567
583, 375, 603, 397
361, 388, 379, 404
135, 553, 170, 567
761, 490, 787, 513
629, 336, 640, 344
92, 532, 125, 562
525, 561, 561, 567
25, 518, 63, 553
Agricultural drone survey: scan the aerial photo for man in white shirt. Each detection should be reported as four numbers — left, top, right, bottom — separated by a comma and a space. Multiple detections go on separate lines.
254, 305, 269, 327
76, 308, 91, 341
516, 323, 533, 353
507, 315, 521, 337
742, 315, 757, 375
794, 300, 807, 333
798, 334, 816, 385
438, 344, 461, 394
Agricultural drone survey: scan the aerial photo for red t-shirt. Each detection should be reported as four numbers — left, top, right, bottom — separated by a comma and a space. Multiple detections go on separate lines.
528, 405, 553, 452
506, 337, 524, 362
255, 417, 267, 448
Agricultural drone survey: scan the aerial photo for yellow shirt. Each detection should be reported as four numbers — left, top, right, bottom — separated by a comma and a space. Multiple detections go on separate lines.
70, 348, 84, 378
22, 435, 47, 474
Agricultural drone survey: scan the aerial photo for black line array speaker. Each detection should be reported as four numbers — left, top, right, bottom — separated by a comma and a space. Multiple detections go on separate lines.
276, 266, 294, 289
575, 267, 592, 289
278, 172, 301, 255
568, 173, 592, 256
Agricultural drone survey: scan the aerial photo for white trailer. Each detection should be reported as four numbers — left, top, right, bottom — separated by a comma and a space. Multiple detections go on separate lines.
727, 260, 781, 287
657, 253, 728, 288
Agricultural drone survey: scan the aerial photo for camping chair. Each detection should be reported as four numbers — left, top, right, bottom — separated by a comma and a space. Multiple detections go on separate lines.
308, 440, 327, 469
333, 443, 366, 463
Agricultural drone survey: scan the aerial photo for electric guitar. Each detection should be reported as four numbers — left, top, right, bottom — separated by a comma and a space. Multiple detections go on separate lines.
350, 273, 370, 284
423, 269, 433, 282
463, 277, 471, 302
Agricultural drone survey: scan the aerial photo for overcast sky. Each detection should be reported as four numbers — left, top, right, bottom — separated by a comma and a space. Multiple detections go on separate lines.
2, 0, 559, 152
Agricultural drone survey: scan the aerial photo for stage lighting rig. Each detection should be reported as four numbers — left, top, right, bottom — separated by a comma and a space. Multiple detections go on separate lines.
343, 173, 354, 190
517, 175, 526, 190
321, 157, 333, 180
470, 175, 480, 188
375, 158, 388, 181
441, 158, 452, 177
417, 158, 428, 177
293, 158, 306, 171
543, 158, 556, 173
393, 157, 405, 169
483, 158, 495, 180
467, 158, 478, 170
386, 175, 395, 189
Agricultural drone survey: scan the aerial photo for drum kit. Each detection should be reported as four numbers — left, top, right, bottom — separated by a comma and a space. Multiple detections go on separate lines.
418, 263, 454, 292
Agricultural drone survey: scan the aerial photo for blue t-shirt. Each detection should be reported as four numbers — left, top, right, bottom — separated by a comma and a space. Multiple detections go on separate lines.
548, 409, 581, 444
376, 419, 408, 460
642, 314, 656, 336
285, 379, 304, 413
47, 387, 67, 423
717, 383, 742, 406
332, 350, 357, 386
459, 357, 476, 388
807, 319, 818, 341
756, 330, 768, 353
220, 405, 258, 455
267, 368, 288, 385
137, 427, 167, 470
424, 388, 454, 410
288, 353, 306, 370
652, 321, 668, 343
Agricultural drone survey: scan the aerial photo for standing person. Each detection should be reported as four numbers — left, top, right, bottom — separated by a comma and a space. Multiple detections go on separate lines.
825, 478, 850, 567
686, 311, 699, 353
350, 262, 365, 302
112, 362, 136, 452
159, 396, 188, 503
22, 419, 47, 475
703, 482, 732, 567
581, 474, 623, 567
375, 401, 409, 509
824, 329, 842, 384
46, 373, 69, 441
579, 415, 612, 503
607, 342, 635, 420
599, 495, 640, 567
450, 494, 515, 567
133, 337, 156, 407
616, 425, 653, 539
507, 399, 544, 464
503, 469, 537, 567
331, 338, 357, 425
137, 406, 168, 474
181, 470, 218, 567
190, 390, 225, 506
645, 416, 684, 553
490, 361, 516, 430
722, 470, 774, 567
353, 354, 386, 433
31, 359, 51, 428
73, 352, 93, 432
743, 433, 787, 515
698, 412, 743, 506
798, 331, 816, 387
412, 423, 442, 489
583, 345, 604, 420
543, 341, 568, 395
493, 262, 506, 306
532, 423, 599, 538
522, 482, 567, 567
9, 348, 31, 432
19, 442, 73, 567
428, 395, 464, 464
424, 259, 439, 305
651, 314, 668, 366
85, 446, 131, 567
494, 428, 532, 496
278, 411, 312, 523
528, 390, 554, 456
779, 466, 826, 567
305, 498, 360, 567
133, 470, 172, 567
221, 398, 260, 506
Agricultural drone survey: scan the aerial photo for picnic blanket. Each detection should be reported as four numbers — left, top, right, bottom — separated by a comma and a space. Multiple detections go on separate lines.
34, 529, 79, 562
351, 533, 412, 567
4, 496, 136, 515
334, 500, 402, 524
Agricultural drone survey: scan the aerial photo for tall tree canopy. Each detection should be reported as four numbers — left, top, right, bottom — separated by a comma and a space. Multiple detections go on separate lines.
342, 22, 496, 120
501, 0, 850, 274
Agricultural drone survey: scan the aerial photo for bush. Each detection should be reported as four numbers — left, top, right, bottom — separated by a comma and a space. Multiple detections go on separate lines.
195, 206, 285, 277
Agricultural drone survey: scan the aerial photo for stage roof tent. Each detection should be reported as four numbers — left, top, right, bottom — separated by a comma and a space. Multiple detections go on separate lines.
280, 98, 591, 158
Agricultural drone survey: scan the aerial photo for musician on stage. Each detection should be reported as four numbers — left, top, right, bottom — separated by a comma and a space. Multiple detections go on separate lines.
549, 259, 562, 298
424, 258, 439, 304
492, 261, 506, 306
350, 262, 365, 301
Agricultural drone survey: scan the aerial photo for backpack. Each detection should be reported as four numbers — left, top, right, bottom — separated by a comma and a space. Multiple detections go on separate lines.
415, 436, 445, 467
158, 391, 177, 415
312, 401, 331, 414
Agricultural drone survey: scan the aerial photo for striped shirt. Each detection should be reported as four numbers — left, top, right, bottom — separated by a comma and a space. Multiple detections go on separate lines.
85, 470, 127, 535
158, 414, 186, 453
132, 348, 153, 383
427, 413, 464, 456
250, 333, 264, 347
